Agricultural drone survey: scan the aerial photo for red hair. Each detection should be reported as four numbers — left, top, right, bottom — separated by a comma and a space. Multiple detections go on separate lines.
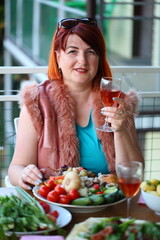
48, 22, 112, 90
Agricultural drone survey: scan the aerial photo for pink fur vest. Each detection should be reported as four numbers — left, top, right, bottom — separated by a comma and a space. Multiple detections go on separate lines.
21, 80, 139, 177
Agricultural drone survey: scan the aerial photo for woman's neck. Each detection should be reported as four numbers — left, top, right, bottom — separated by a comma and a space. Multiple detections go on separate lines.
66, 83, 93, 126
71, 87, 93, 107
66, 82, 93, 105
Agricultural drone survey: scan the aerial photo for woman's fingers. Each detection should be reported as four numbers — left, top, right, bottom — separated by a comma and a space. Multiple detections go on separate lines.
20, 164, 43, 188
101, 97, 127, 131
18, 177, 32, 190
102, 107, 126, 119
112, 97, 125, 106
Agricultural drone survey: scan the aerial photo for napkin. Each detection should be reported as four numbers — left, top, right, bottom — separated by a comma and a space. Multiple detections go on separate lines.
20, 236, 65, 240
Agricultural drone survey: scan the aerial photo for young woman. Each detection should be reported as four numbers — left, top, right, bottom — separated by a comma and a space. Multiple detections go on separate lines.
8, 18, 144, 189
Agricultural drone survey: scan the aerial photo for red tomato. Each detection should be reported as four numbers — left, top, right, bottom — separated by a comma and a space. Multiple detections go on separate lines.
46, 178, 56, 189
47, 190, 60, 202
96, 191, 104, 194
51, 176, 64, 180
68, 189, 80, 200
38, 185, 51, 198
93, 184, 100, 190
49, 210, 59, 219
54, 184, 66, 195
47, 214, 56, 223
59, 195, 71, 204
39, 201, 50, 213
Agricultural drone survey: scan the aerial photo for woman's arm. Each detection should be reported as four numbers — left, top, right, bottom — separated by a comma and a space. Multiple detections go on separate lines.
114, 117, 144, 168
101, 97, 144, 168
8, 106, 43, 189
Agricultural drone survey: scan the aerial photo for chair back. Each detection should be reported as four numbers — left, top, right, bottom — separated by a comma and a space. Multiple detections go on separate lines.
14, 117, 19, 133
5, 117, 19, 187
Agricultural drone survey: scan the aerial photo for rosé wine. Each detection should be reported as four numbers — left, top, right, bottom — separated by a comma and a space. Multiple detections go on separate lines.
118, 177, 141, 198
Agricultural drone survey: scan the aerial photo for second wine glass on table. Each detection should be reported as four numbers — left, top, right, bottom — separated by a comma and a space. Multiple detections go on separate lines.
116, 161, 143, 218
96, 77, 122, 132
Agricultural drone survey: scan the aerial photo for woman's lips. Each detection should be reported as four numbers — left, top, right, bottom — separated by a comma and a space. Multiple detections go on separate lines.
74, 68, 88, 73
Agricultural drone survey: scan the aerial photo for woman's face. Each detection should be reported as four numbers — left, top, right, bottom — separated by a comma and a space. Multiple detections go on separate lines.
56, 34, 99, 87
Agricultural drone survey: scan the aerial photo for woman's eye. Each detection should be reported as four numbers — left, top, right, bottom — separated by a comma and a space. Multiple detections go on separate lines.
67, 50, 76, 54
87, 50, 96, 54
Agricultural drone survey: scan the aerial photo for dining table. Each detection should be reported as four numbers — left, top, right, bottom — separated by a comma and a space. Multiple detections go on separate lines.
2, 188, 160, 240
62, 192, 160, 235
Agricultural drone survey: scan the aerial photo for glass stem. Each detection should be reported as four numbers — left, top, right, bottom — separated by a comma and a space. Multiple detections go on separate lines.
127, 197, 131, 218
103, 120, 109, 128
103, 119, 111, 128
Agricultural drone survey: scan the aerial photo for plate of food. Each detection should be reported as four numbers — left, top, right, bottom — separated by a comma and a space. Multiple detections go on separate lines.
32, 167, 126, 213
66, 217, 160, 240
0, 187, 72, 237
33, 185, 125, 213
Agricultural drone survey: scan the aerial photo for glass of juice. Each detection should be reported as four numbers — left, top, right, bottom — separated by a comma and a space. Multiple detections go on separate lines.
116, 161, 143, 218
96, 76, 122, 132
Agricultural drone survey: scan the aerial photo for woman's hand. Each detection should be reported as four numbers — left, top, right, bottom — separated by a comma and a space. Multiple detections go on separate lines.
101, 97, 127, 132
18, 164, 45, 190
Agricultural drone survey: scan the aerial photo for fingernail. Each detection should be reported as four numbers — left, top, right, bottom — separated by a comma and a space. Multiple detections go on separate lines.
113, 97, 118, 100
37, 178, 42, 183
38, 173, 43, 178
101, 110, 106, 115
34, 181, 39, 185
101, 107, 106, 111
27, 186, 32, 190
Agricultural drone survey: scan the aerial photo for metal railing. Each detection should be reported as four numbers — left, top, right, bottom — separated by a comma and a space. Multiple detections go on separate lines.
0, 66, 160, 186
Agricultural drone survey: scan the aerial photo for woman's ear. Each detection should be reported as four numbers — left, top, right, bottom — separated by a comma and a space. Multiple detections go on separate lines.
55, 51, 62, 76
55, 51, 60, 65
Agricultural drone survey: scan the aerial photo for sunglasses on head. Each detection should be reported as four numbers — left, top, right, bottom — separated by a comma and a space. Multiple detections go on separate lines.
58, 17, 97, 29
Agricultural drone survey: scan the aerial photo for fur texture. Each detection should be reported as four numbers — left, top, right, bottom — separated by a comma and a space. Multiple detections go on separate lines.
20, 80, 139, 177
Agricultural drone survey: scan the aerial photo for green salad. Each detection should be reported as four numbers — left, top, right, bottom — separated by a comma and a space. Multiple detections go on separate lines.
0, 189, 57, 239
77, 217, 160, 240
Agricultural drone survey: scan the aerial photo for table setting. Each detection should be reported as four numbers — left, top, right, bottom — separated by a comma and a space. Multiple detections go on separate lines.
1, 165, 160, 239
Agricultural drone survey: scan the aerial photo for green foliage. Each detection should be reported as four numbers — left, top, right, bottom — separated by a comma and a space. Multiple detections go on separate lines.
0, 193, 57, 237
78, 217, 160, 239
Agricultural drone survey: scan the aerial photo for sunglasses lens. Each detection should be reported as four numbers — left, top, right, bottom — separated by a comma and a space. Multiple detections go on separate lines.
60, 18, 77, 29
81, 18, 97, 26
58, 18, 97, 30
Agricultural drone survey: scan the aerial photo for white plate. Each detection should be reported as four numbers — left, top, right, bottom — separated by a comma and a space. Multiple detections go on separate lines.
66, 217, 160, 240
0, 187, 72, 236
0, 187, 18, 196
33, 185, 126, 213
6, 205, 72, 236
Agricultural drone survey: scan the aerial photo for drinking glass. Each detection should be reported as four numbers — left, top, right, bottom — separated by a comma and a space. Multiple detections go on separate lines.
96, 77, 122, 132
116, 161, 143, 218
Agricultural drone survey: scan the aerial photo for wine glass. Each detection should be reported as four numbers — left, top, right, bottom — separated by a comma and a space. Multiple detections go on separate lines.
116, 161, 143, 218
96, 76, 122, 132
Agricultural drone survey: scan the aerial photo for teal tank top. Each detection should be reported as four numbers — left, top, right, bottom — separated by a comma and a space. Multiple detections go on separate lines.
76, 112, 109, 175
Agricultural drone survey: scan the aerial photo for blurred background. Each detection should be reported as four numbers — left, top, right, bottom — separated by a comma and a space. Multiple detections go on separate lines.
1, 0, 160, 92
0, 0, 160, 186
1, 1, 160, 69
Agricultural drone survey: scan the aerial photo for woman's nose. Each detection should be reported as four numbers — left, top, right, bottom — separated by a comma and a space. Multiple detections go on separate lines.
78, 52, 87, 64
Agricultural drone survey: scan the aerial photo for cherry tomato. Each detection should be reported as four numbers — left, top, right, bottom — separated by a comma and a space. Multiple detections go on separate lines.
38, 185, 51, 198
93, 184, 100, 190
68, 189, 80, 200
49, 210, 59, 219
47, 214, 56, 223
47, 190, 60, 202
46, 178, 56, 189
39, 201, 50, 213
54, 184, 66, 195
59, 195, 71, 204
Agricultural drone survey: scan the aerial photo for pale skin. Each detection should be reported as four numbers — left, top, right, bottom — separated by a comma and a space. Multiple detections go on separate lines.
8, 34, 144, 189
